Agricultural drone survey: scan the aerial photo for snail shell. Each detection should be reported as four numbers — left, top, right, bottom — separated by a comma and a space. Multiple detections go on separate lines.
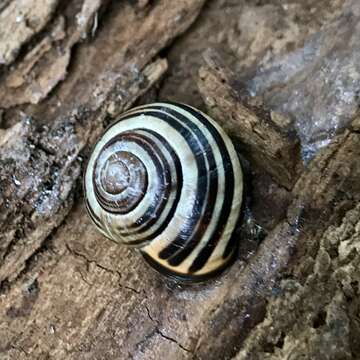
84, 102, 243, 282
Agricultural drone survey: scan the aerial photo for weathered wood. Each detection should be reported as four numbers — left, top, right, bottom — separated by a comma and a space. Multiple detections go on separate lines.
197, 49, 303, 189
236, 203, 360, 359
235, 121, 360, 360
0, 0, 58, 66
195, 118, 360, 359
0, 0, 110, 107
241, 0, 360, 162
1, 0, 360, 359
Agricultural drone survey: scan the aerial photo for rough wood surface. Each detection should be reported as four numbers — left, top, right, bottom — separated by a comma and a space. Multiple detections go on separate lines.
1, 0, 360, 359
240, 0, 360, 162
197, 49, 304, 189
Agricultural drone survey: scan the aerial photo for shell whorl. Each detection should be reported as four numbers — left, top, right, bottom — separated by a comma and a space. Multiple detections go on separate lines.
84, 102, 243, 281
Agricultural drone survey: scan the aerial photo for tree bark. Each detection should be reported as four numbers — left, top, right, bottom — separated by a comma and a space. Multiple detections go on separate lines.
0, 1, 359, 360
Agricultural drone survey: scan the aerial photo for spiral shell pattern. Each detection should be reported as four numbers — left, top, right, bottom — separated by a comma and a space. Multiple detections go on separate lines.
84, 102, 243, 281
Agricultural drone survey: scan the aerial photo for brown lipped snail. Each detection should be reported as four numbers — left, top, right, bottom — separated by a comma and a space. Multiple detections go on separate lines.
83, 102, 243, 282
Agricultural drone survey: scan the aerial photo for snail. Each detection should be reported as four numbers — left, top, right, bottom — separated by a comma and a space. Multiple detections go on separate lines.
84, 102, 243, 282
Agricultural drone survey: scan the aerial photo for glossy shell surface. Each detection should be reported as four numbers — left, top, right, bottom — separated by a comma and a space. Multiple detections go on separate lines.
84, 102, 243, 281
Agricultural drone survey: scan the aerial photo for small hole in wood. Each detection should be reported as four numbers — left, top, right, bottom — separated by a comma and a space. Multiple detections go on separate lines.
313, 310, 327, 328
